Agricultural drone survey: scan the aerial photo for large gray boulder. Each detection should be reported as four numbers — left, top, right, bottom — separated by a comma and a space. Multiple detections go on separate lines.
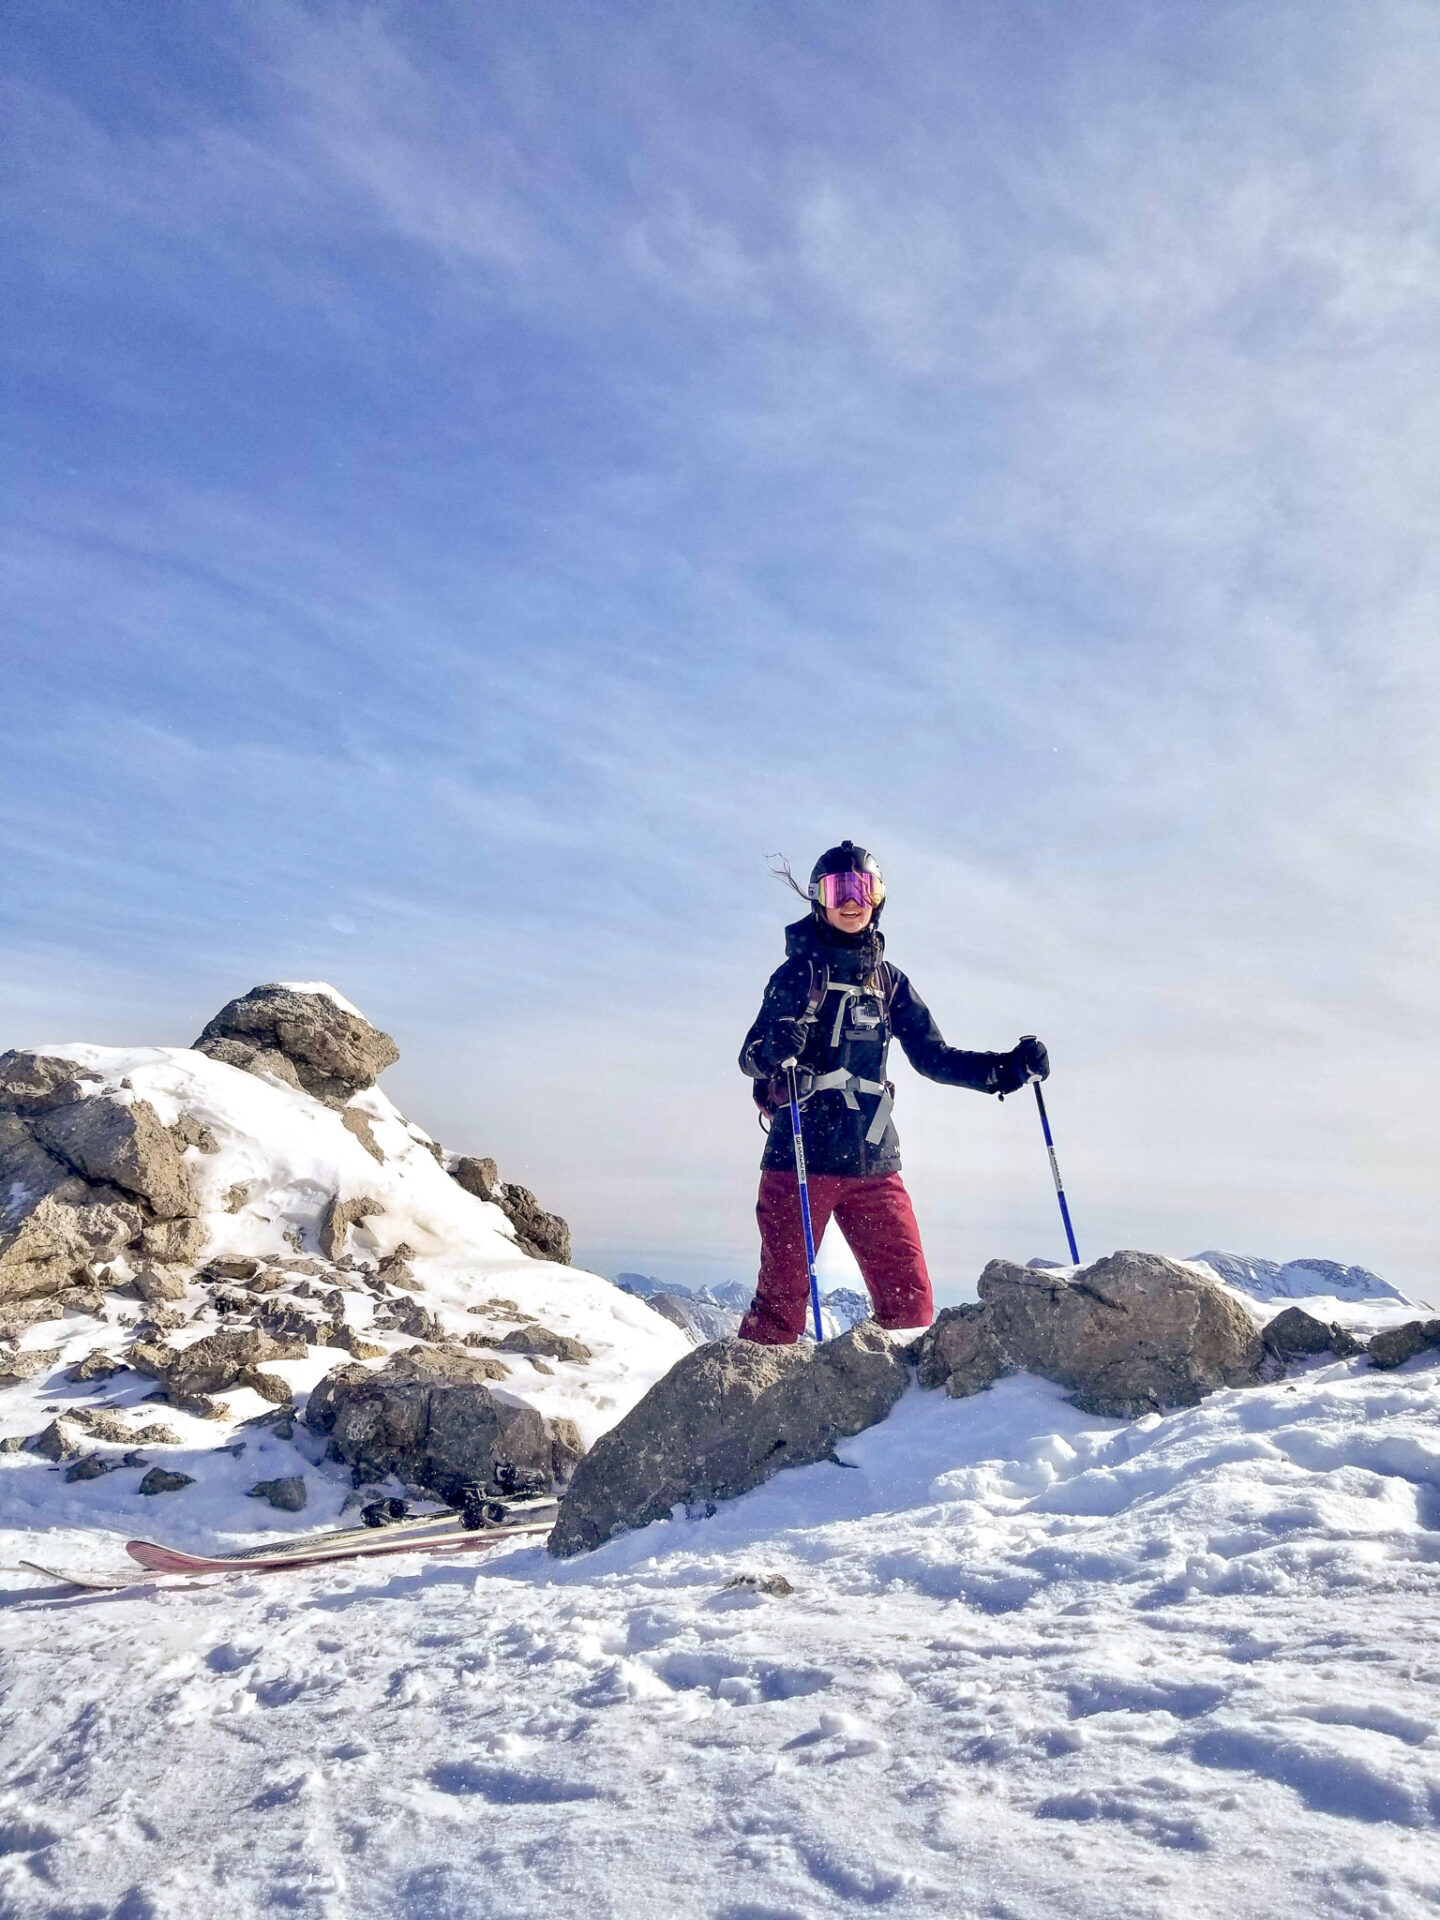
305, 1348, 565, 1500
195, 985, 399, 1108
29, 1096, 197, 1220
915, 1249, 1265, 1417
548, 1323, 907, 1559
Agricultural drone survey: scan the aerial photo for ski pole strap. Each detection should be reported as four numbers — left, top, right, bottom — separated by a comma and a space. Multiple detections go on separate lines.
807, 1069, 893, 1144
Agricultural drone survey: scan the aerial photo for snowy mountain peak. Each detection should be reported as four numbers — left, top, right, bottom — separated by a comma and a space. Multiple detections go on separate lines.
1190, 1250, 1410, 1305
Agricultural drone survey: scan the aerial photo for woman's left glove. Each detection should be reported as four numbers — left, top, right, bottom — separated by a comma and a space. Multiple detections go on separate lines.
989, 1034, 1049, 1096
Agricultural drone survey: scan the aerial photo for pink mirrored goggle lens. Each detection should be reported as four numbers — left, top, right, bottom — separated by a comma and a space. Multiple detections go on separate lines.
816, 870, 882, 910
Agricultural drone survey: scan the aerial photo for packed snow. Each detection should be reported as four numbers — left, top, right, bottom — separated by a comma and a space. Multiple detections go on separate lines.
3, 1024, 1437, 1914
4, 1315, 1439, 1917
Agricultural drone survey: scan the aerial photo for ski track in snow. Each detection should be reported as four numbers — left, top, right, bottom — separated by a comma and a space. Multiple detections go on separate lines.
3, 1359, 1440, 1919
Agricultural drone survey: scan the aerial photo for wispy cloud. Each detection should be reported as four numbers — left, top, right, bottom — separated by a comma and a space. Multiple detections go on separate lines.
4, 0, 1438, 1293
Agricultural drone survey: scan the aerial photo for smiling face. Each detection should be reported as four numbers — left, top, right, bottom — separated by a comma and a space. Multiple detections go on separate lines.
824, 897, 874, 933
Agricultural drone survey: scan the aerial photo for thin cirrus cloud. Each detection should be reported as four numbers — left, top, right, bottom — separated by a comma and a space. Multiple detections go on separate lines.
2, 0, 1437, 1299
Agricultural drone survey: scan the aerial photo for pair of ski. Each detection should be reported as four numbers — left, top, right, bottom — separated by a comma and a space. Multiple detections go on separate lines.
17, 1499, 557, 1591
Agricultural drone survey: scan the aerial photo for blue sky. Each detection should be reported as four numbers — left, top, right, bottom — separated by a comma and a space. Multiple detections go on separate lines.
4, 1, 1438, 1300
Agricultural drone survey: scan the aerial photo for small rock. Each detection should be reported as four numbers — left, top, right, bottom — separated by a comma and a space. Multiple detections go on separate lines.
221, 1182, 254, 1214
127, 1339, 178, 1379
133, 1267, 188, 1303
56, 1289, 109, 1315
122, 1450, 150, 1467
69, 1350, 124, 1383
30, 1418, 84, 1460
1, 1434, 29, 1452
241, 1368, 293, 1405
171, 1393, 229, 1420
331, 1327, 387, 1360
64, 1452, 113, 1482
170, 1114, 218, 1155
498, 1324, 592, 1364
135, 1305, 188, 1333
138, 1467, 195, 1495
0, 1347, 61, 1384
204, 1257, 263, 1283
722, 1572, 796, 1597
247, 1476, 307, 1512
129, 1423, 180, 1443
341, 1107, 386, 1163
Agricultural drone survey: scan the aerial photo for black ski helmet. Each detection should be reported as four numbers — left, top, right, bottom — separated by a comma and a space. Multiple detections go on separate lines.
808, 840, 886, 919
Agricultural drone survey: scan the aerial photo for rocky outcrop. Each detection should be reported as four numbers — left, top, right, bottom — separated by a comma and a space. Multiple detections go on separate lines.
305, 1348, 569, 1501
451, 1157, 571, 1265
915, 1250, 1265, 1417
195, 984, 399, 1108
548, 1323, 907, 1559
0, 1050, 201, 1297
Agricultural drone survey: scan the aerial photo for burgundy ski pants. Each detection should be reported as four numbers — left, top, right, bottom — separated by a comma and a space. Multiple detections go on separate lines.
738, 1170, 934, 1345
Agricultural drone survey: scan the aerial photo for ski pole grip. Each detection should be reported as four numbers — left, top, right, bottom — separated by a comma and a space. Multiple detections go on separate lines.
780, 1057, 798, 1071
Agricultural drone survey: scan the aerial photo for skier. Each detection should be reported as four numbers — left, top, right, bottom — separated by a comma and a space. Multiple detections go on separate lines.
738, 841, 1049, 1344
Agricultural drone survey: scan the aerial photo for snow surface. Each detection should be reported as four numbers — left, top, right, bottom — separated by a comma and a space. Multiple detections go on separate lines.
4, 1334, 1440, 1917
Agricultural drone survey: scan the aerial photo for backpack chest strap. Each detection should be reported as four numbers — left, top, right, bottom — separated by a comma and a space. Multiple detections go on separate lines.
807, 1069, 894, 1145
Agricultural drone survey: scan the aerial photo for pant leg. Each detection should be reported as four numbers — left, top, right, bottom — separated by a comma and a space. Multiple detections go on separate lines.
739, 1170, 840, 1344
831, 1174, 934, 1331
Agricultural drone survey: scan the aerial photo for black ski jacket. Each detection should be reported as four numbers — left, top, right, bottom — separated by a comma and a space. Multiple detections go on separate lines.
740, 915, 1008, 1177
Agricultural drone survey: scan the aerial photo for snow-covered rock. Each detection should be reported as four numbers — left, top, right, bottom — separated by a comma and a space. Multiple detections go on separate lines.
0, 985, 689, 1543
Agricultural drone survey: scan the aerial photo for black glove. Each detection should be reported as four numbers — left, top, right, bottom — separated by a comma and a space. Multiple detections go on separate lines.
990, 1034, 1049, 1097
761, 1016, 810, 1071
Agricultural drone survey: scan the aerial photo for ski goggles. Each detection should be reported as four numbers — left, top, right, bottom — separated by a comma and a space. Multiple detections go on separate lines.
813, 870, 884, 910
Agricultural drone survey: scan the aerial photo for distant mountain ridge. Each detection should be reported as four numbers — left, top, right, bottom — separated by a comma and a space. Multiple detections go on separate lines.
612, 1273, 873, 1343
1189, 1252, 1409, 1304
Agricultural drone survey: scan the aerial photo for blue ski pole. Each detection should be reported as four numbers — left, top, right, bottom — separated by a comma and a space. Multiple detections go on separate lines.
1027, 1060, 1080, 1265
782, 1058, 826, 1341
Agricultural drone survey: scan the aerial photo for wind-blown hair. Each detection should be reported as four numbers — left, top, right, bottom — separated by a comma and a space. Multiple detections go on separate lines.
766, 853, 810, 903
